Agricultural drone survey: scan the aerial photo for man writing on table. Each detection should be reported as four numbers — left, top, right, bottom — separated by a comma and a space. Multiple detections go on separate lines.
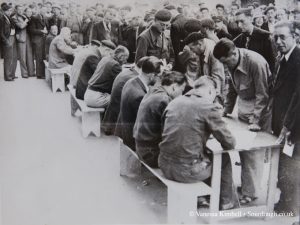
213, 38, 272, 205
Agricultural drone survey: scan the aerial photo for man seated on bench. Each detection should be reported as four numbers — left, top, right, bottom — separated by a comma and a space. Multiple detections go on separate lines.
75, 41, 116, 100
133, 70, 187, 168
84, 45, 129, 108
48, 27, 76, 70
115, 56, 162, 150
158, 76, 236, 210
102, 56, 148, 135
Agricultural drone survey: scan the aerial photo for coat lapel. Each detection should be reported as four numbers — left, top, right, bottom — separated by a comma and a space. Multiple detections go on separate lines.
274, 47, 300, 92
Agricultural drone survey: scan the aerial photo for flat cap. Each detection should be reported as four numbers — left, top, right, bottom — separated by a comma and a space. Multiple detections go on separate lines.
91, 40, 101, 47
164, 4, 176, 10
101, 40, 116, 50
212, 15, 224, 23
155, 9, 172, 22
216, 4, 225, 9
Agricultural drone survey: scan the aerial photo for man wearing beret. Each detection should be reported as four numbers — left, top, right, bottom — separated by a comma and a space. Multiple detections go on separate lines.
0, 3, 17, 81
135, 9, 172, 63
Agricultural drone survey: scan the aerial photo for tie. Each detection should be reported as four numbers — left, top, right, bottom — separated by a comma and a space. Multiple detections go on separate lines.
275, 57, 287, 84
199, 54, 205, 76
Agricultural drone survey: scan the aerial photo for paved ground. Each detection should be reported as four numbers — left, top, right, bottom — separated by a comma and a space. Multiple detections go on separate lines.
0, 60, 298, 225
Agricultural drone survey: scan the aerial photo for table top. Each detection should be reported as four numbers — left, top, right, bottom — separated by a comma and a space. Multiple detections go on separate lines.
206, 117, 280, 153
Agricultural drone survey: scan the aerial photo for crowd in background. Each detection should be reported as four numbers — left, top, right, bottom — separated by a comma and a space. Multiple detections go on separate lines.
0, 0, 299, 220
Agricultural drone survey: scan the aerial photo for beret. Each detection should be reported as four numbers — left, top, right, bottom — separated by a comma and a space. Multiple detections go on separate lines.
101, 40, 116, 50
1, 3, 12, 11
184, 32, 206, 45
155, 9, 172, 22
184, 19, 202, 33
91, 40, 101, 47
264, 6, 276, 14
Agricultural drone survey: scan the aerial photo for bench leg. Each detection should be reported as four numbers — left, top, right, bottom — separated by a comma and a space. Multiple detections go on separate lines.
167, 188, 198, 224
51, 73, 65, 93
70, 95, 79, 117
81, 111, 101, 138
45, 68, 50, 83
119, 141, 141, 177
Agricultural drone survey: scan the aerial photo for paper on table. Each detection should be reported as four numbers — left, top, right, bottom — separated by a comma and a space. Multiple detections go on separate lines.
230, 129, 257, 150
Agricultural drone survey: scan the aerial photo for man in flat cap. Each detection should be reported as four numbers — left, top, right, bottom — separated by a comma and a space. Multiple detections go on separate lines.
262, 6, 277, 33
48, 4, 62, 34
70, 39, 102, 88
135, 9, 172, 63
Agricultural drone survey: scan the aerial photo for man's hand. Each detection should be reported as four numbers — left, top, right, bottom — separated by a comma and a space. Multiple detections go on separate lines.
248, 123, 261, 132
276, 126, 291, 144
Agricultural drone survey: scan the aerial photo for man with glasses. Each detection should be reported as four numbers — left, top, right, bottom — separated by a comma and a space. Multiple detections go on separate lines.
135, 9, 172, 63
272, 21, 300, 216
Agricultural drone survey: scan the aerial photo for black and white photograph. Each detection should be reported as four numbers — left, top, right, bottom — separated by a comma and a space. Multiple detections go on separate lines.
0, 0, 299, 224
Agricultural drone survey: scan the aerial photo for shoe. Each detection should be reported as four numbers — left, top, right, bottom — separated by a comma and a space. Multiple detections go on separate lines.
37, 76, 45, 79
220, 202, 235, 210
239, 195, 257, 205
22, 76, 28, 78
4, 78, 14, 81
197, 196, 210, 208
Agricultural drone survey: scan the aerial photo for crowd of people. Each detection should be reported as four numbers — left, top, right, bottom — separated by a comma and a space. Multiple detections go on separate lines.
0, 0, 299, 218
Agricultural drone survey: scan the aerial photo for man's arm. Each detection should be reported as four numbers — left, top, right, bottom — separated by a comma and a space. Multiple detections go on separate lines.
206, 105, 236, 150
251, 61, 270, 126
56, 38, 75, 55
224, 78, 237, 115
135, 35, 148, 63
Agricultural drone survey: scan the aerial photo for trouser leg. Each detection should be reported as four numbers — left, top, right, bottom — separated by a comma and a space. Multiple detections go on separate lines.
220, 153, 234, 205
26, 38, 35, 76
240, 150, 265, 198
33, 38, 45, 78
17, 42, 28, 77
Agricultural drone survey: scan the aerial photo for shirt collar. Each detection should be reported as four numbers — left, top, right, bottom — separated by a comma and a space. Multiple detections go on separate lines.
138, 75, 149, 92
284, 44, 297, 61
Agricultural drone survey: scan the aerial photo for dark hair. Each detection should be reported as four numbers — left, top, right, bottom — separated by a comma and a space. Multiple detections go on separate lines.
216, 4, 225, 10
274, 21, 295, 35
213, 38, 236, 60
161, 71, 187, 86
200, 18, 215, 30
184, 19, 202, 33
136, 56, 149, 68
184, 32, 205, 45
293, 20, 300, 30
142, 56, 162, 74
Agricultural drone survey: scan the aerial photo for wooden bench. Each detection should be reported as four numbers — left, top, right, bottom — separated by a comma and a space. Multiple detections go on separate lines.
119, 117, 281, 224
43, 61, 71, 93
44, 60, 50, 82
67, 84, 105, 138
